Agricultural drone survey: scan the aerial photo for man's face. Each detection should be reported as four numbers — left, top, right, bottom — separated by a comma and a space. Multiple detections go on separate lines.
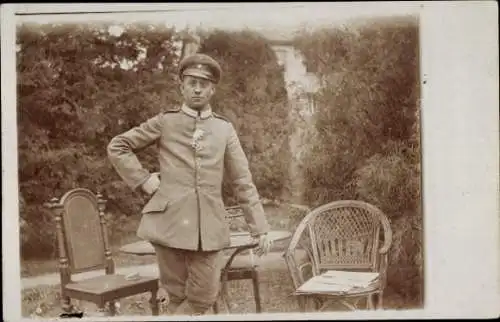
180, 75, 215, 110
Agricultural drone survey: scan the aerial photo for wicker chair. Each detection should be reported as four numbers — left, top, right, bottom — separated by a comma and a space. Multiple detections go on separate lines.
45, 188, 160, 316
284, 200, 392, 312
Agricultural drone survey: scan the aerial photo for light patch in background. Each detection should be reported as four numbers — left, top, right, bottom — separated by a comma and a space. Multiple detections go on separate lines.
3, 2, 499, 320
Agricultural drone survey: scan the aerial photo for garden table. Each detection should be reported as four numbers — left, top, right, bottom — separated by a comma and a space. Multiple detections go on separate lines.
119, 230, 292, 314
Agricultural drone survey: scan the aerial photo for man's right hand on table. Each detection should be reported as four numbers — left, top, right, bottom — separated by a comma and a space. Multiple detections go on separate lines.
142, 172, 160, 195
254, 233, 272, 257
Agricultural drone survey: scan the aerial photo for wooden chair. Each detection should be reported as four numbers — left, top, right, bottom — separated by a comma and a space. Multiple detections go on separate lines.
284, 200, 392, 312
213, 206, 262, 314
45, 188, 160, 316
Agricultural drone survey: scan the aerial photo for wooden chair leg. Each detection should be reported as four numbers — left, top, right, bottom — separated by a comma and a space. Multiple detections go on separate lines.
97, 302, 107, 316
377, 291, 384, 309
212, 295, 220, 314
367, 294, 375, 310
313, 297, 323, 311
150, 288, 159, 316
108, 301, 117, 316
60, 295, 73, 313
251, 270, 262, 313
297, 296, 307, 312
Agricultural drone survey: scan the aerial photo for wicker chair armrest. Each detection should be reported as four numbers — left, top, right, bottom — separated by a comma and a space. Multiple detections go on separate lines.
378, 212, 393, 254
284, 236, 315, 285
284, 206, 319, 290
284, 251, 308, 289
378, 253, 389, 287
285, 209, 315, 252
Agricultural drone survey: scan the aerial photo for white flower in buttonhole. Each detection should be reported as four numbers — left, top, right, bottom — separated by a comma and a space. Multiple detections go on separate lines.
191, 141, 201, 152
193, 128, 204, 141
191, 128, 205, 151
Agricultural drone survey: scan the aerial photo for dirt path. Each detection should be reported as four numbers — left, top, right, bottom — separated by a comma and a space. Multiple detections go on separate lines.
21, 252, 290, 290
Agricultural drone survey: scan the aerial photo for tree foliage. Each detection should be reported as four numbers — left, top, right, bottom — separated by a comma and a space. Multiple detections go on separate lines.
17, 23, 290, 259
294, 16, 422, 303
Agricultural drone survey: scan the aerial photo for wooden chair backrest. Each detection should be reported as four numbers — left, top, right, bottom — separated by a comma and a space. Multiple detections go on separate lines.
49, 188, 111, 277
225, 205, 248, 232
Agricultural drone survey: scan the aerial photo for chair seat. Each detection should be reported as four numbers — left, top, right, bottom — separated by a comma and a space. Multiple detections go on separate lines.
296, 271, 381, 297
64, 274, 158, 297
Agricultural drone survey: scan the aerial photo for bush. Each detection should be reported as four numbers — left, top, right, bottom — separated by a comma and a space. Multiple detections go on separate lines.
294, 16, 422, 303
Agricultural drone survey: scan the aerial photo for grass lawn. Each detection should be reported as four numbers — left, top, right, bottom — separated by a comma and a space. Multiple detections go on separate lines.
22, 266, 416, 318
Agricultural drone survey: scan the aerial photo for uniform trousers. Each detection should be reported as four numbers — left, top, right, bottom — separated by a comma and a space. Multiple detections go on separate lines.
152, 243, 223, 315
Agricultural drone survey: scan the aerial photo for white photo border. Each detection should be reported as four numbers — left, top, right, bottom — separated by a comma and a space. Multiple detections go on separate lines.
2, 2, 499, 321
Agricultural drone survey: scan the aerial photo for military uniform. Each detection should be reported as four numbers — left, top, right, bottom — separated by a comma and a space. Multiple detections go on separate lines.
107, 53, 270, 315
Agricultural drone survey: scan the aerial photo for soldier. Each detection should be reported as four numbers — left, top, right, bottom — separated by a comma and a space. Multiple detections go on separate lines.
107, 53, 272, 315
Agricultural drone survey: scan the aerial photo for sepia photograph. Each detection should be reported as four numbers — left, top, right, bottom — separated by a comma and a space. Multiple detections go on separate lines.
2, 2, 498, 321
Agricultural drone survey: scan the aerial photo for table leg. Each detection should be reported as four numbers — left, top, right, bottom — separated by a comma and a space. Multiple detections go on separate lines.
220, 269, 231, 313
150, 289, 159, 316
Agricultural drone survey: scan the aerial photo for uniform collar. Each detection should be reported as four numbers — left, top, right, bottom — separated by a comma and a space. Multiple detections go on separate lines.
181, 104, 213, 120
